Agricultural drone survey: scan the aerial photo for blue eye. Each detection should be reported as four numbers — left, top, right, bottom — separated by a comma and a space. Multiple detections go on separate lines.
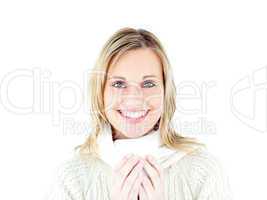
112, 80, 126, 88
143, 80, 156, 88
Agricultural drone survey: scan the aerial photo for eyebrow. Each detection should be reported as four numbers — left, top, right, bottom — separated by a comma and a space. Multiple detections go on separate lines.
108, 75, 157, 80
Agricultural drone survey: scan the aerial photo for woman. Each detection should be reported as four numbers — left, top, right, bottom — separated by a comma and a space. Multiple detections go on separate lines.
49, 28, 232, 200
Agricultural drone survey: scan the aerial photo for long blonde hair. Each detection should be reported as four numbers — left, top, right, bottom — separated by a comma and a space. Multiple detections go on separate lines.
75, 27, 202, 157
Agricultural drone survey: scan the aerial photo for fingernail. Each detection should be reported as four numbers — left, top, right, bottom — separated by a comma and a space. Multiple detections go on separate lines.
139, 160, 144, 166
138, 163, 143, 169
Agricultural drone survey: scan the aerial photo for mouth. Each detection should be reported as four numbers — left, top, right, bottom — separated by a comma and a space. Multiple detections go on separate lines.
117, 109, 149, 123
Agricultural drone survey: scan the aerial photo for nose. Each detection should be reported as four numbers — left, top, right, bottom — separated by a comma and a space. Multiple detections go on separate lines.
121, 83, 146, 108
123, 82, 143, 97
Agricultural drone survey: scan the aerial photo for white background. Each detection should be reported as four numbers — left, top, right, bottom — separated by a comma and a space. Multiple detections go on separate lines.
0, 0, 267, 199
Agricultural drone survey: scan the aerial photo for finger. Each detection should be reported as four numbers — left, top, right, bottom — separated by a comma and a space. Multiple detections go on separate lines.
114, 153, 134, 172
145, 155, 164, 180
143, 159, 160, 189
118, 155, 140, 184
142, 174, 154, 197
122, 160, 143, 195
112, 154, 135, 187
128, 170, 143, 199
139, 183, 148, 200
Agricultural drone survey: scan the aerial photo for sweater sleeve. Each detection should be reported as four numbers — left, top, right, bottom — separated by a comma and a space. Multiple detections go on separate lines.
170, 148, 233, 200
191, 149, 233, 200
47, 160, 85, 200
46, 153, 112, 200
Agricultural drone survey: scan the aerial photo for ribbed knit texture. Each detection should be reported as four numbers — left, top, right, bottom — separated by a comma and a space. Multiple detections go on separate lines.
48, 147, 233, 200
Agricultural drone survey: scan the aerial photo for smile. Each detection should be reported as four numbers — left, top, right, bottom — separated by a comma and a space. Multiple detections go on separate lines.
117, 110, 149, 123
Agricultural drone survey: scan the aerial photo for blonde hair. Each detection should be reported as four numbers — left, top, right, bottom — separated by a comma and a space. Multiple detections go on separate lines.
75, 27, 202, 157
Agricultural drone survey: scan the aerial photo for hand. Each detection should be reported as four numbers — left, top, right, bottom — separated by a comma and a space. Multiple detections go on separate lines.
110, 154, 144, 200
138, 155, 165, 200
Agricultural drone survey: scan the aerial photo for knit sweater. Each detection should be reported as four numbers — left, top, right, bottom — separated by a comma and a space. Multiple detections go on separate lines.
48, 147, 233, 200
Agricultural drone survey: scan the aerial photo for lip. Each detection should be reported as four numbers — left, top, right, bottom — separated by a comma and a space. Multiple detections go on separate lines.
117, 110, 149, 123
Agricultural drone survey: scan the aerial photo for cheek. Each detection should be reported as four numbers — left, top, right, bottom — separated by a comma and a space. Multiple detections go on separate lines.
104, 88, 122, 109
103, 89, 120, 121
145, 91, 164, 116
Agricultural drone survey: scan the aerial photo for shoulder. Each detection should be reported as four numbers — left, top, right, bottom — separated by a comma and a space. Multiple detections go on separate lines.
181, 147, 222, 172
56, 151, 111, 182
49, 151, 111, 199
169, 147, 233, 199
170, 147, 224, 178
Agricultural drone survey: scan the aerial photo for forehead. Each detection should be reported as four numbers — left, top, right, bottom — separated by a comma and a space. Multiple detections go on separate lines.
107, 48, 163, 80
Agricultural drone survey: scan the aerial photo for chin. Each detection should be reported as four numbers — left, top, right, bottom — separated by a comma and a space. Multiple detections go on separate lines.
118, 123, 155, 138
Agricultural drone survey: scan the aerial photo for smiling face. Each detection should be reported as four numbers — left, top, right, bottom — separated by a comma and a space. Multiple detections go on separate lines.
103, 48, 164, 140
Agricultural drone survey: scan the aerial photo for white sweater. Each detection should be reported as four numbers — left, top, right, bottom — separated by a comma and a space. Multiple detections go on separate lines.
48, 147, 233, 200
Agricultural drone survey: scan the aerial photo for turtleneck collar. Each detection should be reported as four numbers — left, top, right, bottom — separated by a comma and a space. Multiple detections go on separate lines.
113, 128, 162, 151
96, 122, 200, 170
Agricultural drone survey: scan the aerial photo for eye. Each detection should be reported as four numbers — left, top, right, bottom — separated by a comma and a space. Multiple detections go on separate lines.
111, 80, 127, 88
142, 80, 156, 88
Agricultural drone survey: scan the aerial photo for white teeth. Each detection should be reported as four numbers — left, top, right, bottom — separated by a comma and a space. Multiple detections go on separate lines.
119, 110, 147, 119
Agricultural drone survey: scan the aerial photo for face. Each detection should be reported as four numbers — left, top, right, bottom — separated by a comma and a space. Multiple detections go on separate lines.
103, 48, 164, 139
